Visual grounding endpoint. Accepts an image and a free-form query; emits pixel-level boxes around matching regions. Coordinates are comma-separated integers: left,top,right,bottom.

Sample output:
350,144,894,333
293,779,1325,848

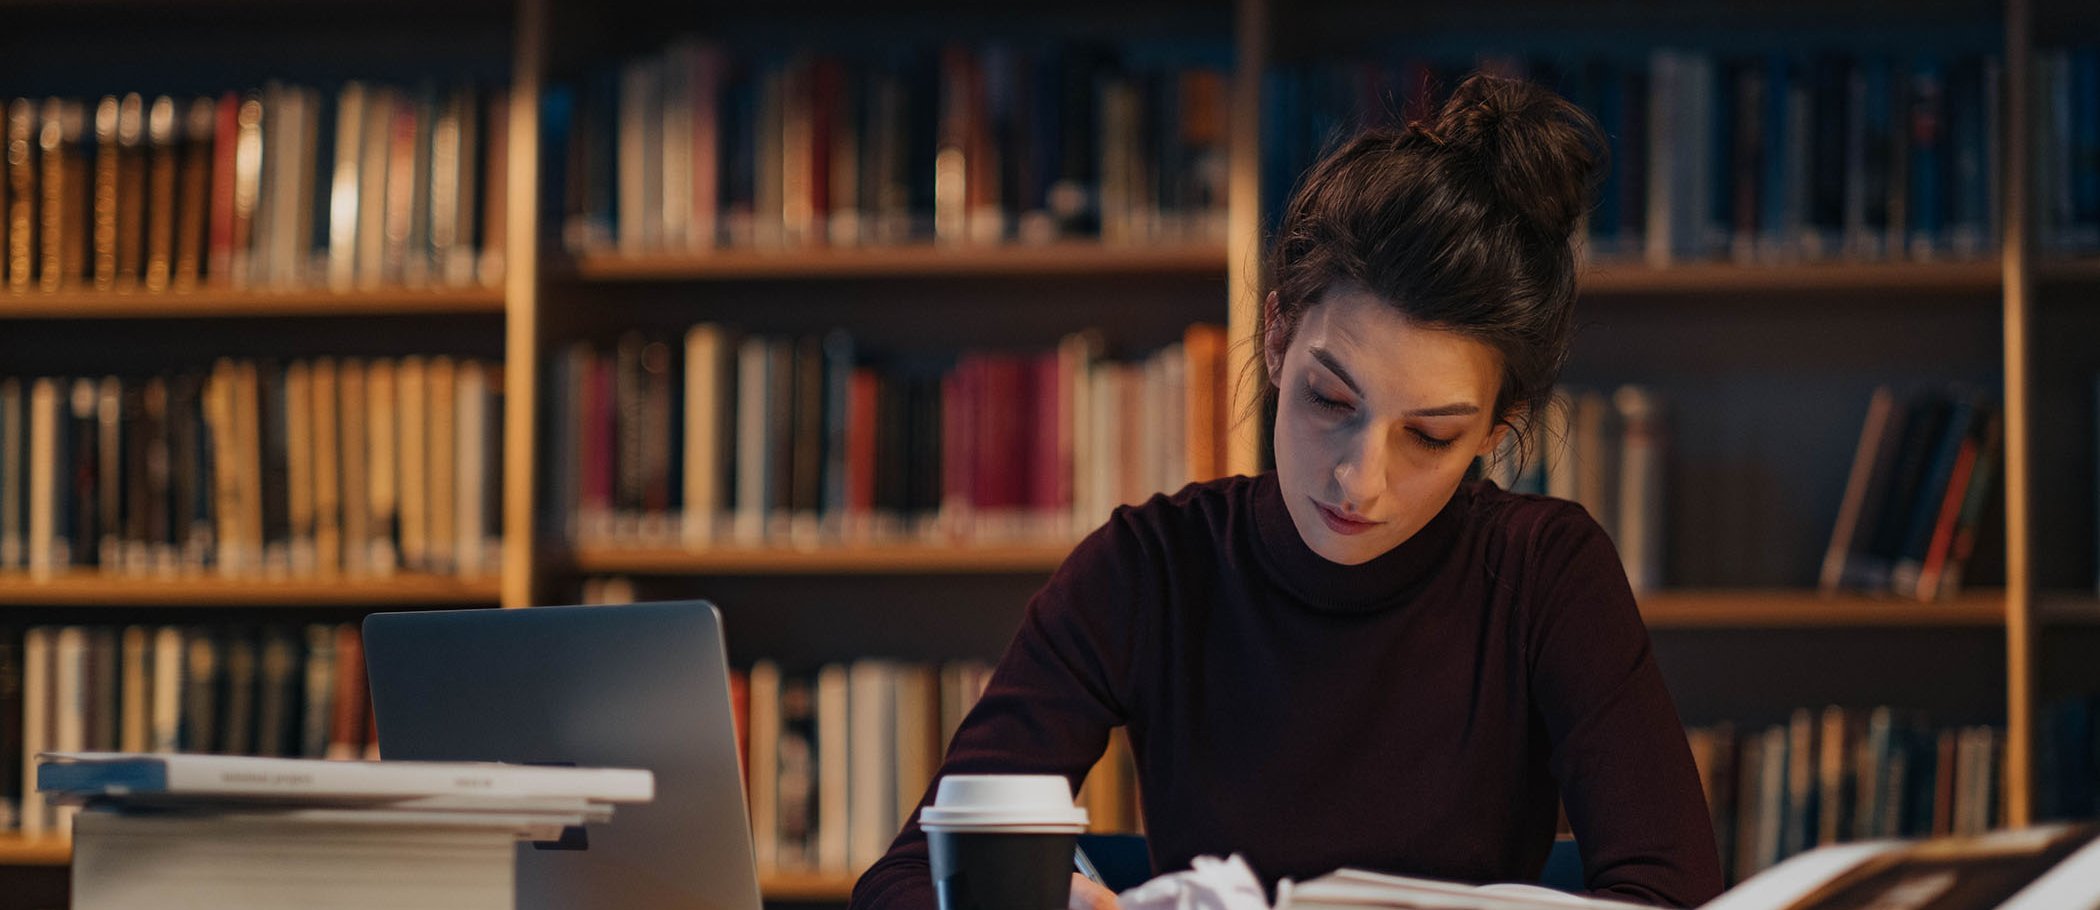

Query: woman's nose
1333,429,1388,511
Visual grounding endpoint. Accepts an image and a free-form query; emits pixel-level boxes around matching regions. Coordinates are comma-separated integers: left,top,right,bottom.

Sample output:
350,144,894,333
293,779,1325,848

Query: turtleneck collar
1247,471,1471,613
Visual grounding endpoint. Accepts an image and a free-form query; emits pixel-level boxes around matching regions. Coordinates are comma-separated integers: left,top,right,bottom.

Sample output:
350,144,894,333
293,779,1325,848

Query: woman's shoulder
1458,479,1618,569
1068,474,1256,568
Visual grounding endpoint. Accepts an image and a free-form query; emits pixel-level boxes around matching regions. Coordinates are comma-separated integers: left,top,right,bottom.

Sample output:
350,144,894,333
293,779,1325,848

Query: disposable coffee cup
921,774,1091,910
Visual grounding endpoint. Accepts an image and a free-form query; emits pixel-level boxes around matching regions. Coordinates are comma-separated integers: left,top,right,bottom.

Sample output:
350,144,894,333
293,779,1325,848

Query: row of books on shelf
1818,385,2001,602
1267,50,2009,265
553,324,1232,548
1,82,507,295
730,657,1141,880
0,358,503,580
1483,386,1667,594
2036,48,2100,254
552,39,1230,255
1,622,377,836
1686,707,2005,886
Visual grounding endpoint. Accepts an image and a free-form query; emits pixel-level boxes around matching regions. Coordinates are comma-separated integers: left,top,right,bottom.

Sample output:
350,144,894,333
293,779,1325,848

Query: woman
850,73,1725,910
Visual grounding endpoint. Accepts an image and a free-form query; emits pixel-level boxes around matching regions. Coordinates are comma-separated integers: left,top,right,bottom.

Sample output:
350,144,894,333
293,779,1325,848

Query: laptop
364,600,764,910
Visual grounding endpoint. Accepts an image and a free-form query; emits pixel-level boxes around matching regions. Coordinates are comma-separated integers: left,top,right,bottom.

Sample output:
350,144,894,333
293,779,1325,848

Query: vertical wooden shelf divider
1226,0,1270,476
501,0,548,610
2001,0,2037,829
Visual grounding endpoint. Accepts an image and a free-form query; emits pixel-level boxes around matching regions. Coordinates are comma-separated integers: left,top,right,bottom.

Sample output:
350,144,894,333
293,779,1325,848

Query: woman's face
1264,283,1509,566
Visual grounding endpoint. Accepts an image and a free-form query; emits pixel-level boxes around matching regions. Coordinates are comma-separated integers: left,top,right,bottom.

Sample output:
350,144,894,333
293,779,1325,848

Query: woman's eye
1412,429,1457,450
1301,387,1353,414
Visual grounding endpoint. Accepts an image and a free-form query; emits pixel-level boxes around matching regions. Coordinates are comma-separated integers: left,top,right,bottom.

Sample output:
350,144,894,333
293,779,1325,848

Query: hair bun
1411,73,1605,240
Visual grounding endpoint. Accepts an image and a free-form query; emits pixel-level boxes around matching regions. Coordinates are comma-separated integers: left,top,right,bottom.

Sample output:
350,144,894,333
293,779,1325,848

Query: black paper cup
920,775,1092,910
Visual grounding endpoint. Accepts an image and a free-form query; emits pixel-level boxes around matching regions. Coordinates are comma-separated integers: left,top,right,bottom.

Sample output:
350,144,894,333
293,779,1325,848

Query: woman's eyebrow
1308,347,1364,396
1309,346,1478,417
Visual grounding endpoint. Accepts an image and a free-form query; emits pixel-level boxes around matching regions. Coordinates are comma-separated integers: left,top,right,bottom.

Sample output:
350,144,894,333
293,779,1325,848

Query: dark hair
1258,72,1605,473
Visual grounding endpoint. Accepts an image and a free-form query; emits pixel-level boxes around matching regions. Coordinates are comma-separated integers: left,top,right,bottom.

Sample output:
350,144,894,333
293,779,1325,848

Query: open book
1280,825,2100,910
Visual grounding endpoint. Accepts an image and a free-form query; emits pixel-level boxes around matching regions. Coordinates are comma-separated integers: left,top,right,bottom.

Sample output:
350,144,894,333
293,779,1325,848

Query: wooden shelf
757,870,860,902
1581,259,2005,295
565,241,1228,281
0,834,69,866
0,287,505,319
1638,590,2007,628
570,542,1074,575
0,572,501,607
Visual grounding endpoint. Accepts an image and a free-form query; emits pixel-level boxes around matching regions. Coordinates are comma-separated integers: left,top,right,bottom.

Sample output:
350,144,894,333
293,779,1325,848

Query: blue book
1908,59,1946,257
1760,54,1791,257
2073,50,2100,248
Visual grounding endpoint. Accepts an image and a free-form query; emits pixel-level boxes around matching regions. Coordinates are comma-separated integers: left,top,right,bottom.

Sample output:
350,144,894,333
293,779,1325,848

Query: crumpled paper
1117,854,1276,910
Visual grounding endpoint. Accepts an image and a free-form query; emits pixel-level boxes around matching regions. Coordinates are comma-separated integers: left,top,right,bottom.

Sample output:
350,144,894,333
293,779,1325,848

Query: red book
974,357,1015,515
327,625,367,760
1033,353,1063,517
690,46,722,252
809,58,839,242
207,92,239,284
845,369,879,516
1913,436,1977,602
941,365,972,519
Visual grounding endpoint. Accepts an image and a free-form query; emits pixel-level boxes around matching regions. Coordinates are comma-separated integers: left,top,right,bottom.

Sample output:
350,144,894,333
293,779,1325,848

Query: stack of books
37,752,651,910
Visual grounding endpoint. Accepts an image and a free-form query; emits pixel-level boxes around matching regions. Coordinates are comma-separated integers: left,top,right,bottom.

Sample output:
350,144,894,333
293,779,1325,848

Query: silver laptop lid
364,600,763,910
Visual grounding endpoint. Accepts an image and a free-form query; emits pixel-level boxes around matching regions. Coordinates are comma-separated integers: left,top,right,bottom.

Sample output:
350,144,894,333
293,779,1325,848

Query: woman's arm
848,516,1153,910
1527,509,1726,908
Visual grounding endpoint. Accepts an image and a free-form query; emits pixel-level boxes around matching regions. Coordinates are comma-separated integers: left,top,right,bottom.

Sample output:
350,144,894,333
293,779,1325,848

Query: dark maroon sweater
850,473,1725,909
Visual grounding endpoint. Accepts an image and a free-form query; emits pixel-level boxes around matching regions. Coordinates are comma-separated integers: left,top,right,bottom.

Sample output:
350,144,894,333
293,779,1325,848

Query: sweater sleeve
1526,509,1726,908
847,514,1150,910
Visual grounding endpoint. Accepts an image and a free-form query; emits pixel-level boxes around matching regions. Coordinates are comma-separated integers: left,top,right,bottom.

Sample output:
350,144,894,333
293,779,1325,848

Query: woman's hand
1070,872,1122,910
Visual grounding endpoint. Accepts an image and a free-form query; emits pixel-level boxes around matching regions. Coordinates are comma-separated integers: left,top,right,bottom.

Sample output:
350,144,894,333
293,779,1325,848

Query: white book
328,82,366,290
38,752,654,803
847,660,898,873
54,626,87,837
119,627,150,754
814,663,850,874
735,336,771,544
746,660,781,872
683,324,728,546
20,627,51,836
1285,867,1649,910
150,627,183,754
27,378,58,578
71,810,522,910
1612,385,1664,594
454,361,487,578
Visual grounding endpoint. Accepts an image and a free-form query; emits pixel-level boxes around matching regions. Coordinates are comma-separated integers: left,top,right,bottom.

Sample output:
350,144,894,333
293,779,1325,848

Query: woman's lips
1314,501,1382,536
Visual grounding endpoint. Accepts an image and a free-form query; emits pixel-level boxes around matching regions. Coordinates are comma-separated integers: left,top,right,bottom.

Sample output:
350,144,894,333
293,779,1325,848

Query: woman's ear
1476,406,1526,459
1261,291,1287,385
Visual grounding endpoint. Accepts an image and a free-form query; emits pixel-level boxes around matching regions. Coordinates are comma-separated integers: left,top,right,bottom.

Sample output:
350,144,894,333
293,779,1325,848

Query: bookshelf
570,542,1075,576
0,573,499,607
0,288,505,319
565,241,1228,281
6,0,2099,904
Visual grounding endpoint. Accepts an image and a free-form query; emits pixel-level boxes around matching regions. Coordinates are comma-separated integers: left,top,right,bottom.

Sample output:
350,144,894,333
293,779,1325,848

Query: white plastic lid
918,774,1090,833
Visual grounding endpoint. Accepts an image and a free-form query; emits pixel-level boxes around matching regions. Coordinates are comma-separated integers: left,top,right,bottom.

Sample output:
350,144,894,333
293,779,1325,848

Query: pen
1074,844,1107,887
